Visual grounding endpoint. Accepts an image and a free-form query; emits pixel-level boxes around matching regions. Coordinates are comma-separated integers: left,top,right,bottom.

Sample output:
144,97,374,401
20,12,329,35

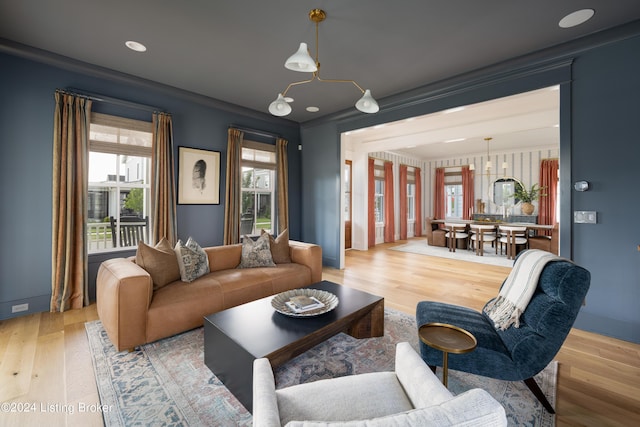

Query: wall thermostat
573,180,589,192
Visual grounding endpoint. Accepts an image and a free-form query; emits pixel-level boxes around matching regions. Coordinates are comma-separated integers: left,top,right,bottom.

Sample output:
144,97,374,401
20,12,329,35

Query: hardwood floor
324,241,640,427
1,239,638,426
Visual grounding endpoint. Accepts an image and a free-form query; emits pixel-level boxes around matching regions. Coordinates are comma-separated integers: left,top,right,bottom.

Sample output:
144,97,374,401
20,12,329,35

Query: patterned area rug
391,239,515,268
86,309,555,427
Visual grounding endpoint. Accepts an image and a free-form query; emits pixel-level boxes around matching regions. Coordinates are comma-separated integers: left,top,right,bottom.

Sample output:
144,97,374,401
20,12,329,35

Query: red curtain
461,165,475,220
399,165,408,240
434,167,445,219
384,161,395,243
539,159,559,235
368,158,375,247
415,167,422,236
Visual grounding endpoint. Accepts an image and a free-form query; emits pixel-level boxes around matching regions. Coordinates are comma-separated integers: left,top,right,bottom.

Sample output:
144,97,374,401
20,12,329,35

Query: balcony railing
87,222,114,252
87,220,146,253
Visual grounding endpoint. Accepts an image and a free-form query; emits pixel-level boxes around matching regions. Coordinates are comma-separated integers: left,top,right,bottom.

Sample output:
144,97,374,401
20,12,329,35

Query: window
374,179,385,223
445,184,463,218
344,161,351,221
407,166,416,222
407,183,415,221
87,113,152,252
443,168,464,219
241,141,276,235
372,160,386,223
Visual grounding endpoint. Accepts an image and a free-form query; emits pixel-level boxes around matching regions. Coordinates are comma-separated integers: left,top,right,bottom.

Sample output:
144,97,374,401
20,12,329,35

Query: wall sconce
574,180,589,191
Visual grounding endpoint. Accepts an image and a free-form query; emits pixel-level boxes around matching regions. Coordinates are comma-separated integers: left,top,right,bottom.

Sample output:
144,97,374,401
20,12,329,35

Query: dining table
430,219,554,259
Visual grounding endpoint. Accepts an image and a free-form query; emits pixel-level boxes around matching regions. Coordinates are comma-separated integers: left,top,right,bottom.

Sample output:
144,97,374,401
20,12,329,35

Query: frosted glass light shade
502,162,509,170
355,89,379,113
469,163,475,171
268,94,292,116
485,160,492,170
285,43,317,72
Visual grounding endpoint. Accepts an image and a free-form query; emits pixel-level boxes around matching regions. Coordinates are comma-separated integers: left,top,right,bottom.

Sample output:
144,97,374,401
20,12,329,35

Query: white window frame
87,113,152,253
407,183,416,221
374,178,385,224
241,141,277,235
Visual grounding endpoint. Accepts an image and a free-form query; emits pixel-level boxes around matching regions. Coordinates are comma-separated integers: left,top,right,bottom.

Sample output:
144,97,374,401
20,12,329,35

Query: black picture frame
177,147,221,204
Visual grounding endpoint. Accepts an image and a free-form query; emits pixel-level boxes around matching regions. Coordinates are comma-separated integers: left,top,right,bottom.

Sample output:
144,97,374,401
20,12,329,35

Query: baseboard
574,310,640,344
0,294,50,321
322,255,339,269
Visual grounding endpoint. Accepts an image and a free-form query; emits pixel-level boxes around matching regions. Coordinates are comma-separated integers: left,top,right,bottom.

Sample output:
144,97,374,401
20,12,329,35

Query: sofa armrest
289,241,323,283
253,358,281,427
394,342,453,408
96,258,153,351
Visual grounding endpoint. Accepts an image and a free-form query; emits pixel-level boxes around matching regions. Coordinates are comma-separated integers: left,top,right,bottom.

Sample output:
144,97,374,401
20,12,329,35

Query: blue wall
0,52,300,318
2,24,640,344
301,28,640,344
569,35,640,341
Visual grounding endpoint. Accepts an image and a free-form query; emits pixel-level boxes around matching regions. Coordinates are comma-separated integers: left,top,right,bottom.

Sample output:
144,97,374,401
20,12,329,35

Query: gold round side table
418,322,477,388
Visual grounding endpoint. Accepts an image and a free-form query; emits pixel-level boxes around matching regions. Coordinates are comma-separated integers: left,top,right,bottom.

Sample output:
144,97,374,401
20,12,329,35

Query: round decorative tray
271,288,339,317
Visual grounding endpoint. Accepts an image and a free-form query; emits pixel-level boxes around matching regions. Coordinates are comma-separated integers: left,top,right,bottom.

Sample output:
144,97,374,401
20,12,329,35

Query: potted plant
514,183,545,215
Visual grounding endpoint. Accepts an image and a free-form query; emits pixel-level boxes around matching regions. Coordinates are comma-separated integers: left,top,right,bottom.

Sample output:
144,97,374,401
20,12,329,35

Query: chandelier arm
315,75,366,93
281,74,318,97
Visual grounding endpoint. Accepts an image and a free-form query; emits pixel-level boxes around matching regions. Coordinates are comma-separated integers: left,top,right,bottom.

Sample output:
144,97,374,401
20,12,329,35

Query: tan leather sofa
97,240,322,351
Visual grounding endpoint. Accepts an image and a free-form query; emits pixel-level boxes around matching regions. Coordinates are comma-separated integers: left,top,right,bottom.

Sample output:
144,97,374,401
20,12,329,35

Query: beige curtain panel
224,128,244,245
276,138,289,234
51,91,92,312
152,112,178,246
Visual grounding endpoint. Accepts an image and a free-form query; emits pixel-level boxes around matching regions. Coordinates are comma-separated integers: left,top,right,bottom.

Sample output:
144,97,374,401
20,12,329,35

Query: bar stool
469,224,497,256
444,223,468,252
498,225,528,259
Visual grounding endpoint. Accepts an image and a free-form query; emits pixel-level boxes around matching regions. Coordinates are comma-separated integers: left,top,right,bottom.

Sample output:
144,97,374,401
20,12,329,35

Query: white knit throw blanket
484,249,562,330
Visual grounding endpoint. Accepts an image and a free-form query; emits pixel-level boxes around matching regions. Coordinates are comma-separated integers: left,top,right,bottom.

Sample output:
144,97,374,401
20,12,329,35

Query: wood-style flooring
1,239,639,426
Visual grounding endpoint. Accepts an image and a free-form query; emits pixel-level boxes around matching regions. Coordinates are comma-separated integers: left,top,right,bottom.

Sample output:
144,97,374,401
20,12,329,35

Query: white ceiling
344,86,560,160
1,1,639,123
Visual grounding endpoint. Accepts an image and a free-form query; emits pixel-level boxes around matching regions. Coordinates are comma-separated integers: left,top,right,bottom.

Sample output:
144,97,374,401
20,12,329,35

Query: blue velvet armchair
416,254,590,413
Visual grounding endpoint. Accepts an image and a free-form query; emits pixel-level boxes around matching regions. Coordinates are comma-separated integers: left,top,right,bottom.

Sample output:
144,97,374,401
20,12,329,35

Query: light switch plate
574,211,597,224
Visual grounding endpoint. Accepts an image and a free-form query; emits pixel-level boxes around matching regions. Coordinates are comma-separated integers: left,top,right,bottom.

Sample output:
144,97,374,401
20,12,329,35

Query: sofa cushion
146,275,224,343
135,237,181,290
260,264,312,294
277,372,414,425
174,237,210,282
238,233,276,268
262,228,291,264
211,268,274,308
284,389,506,427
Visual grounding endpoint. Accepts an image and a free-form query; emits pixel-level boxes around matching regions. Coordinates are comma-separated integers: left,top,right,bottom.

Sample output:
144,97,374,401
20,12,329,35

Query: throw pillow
135,237,181,290
174,237,210,282
237,232,276,268
262,228,291,264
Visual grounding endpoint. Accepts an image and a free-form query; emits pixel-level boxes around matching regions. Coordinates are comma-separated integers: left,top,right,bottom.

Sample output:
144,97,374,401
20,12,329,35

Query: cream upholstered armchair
252,342,506,427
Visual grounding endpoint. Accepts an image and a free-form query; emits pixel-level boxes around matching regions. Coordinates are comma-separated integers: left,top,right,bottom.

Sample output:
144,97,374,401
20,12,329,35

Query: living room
1,2,640,426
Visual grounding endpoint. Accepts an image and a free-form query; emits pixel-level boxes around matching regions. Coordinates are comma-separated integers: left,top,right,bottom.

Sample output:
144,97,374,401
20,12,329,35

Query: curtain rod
229,125,281,140
62,88,165,113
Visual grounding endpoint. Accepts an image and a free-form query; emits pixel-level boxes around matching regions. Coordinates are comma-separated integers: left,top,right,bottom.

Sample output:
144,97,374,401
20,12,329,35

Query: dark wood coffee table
203,280,384,412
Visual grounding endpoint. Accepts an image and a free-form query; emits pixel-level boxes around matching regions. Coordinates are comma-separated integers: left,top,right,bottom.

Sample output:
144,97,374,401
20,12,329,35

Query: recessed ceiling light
284,97,294,103
306,106,319,112
406,145,416,148
444,138,466,143
559,9,595,28
125,40,147,52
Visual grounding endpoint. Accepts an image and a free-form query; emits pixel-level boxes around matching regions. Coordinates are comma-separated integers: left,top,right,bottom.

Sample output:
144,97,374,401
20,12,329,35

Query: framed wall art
178,147,221,204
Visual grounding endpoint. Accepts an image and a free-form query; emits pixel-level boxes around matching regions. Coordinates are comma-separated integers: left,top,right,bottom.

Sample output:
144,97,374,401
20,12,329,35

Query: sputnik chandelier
268,8,379,117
